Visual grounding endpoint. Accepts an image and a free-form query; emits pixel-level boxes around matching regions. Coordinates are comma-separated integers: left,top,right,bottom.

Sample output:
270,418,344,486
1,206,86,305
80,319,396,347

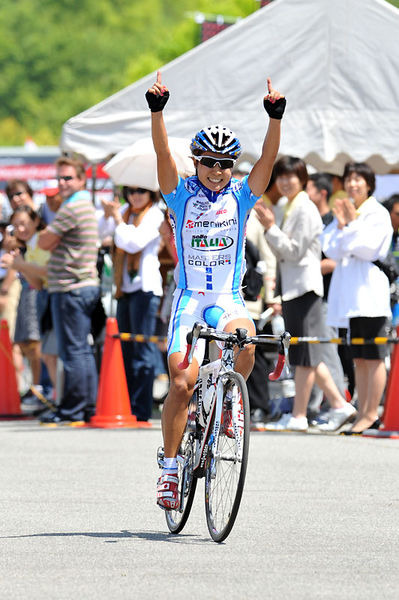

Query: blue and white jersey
162,175,261,293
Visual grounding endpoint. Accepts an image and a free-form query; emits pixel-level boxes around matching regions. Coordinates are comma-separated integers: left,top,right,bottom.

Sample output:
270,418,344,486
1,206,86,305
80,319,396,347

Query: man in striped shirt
38,157,100,424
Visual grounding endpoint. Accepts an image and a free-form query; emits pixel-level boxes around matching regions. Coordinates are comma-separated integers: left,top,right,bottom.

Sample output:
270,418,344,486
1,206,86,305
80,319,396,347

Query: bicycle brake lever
178,322,203,370
268,331,291,381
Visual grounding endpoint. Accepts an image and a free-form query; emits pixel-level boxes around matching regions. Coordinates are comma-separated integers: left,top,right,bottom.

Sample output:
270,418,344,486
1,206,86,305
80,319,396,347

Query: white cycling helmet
190,125,242,158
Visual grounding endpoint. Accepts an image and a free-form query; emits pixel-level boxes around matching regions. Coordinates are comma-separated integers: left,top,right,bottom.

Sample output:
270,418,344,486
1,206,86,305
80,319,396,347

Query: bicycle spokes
205,372,249,543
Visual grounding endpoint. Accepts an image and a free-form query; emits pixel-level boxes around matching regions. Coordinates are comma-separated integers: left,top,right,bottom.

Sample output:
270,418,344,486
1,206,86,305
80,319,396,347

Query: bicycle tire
204,371,250,542
165,394,199,534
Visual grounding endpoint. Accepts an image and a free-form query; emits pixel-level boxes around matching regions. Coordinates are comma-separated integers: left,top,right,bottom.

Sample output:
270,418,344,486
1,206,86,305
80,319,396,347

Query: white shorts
167,288,254,361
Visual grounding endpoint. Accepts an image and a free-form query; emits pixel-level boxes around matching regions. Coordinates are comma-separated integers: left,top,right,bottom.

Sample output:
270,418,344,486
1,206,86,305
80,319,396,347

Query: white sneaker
153,375,169,401
316,403,357,432
264,413,308,432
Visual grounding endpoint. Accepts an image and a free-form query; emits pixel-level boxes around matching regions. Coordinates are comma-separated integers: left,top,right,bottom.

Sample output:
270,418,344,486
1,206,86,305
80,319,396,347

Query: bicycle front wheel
204,371,250,542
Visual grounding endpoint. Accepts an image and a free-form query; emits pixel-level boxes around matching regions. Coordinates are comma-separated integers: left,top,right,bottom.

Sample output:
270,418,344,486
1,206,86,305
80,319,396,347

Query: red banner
0,164,57,181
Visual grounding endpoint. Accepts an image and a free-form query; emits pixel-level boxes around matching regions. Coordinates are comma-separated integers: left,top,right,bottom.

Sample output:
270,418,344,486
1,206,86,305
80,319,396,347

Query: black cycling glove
263,96,286,120
145,90,170,113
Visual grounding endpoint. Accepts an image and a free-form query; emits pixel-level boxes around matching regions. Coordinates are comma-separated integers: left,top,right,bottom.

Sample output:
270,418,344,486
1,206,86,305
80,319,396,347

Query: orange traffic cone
0,319,21,417
364,327,399,439
90,317,137,428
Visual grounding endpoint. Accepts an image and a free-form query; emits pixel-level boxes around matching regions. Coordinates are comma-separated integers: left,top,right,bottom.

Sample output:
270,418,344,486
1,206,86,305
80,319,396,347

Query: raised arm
146,71,178,195
248,78,286,197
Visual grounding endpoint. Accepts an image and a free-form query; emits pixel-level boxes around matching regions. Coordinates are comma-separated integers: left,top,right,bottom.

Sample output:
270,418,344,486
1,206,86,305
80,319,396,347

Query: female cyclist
146,71,286,510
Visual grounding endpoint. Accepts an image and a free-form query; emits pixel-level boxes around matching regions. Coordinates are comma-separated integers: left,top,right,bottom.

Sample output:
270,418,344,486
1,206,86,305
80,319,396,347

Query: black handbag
373,254,399,285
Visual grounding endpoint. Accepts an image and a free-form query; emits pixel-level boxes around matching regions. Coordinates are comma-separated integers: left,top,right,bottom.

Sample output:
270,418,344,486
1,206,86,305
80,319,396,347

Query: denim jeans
51,286,100,420
117,290,160,421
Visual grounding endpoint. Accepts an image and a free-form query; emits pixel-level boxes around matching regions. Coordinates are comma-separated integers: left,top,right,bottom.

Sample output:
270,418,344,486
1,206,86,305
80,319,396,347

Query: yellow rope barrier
116,333,168,344
289,336,396,345
113,333,398,346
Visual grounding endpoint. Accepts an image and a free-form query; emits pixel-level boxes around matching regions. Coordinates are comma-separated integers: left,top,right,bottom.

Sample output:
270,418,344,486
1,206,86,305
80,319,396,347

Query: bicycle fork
207,382,223,479
208,376,244,479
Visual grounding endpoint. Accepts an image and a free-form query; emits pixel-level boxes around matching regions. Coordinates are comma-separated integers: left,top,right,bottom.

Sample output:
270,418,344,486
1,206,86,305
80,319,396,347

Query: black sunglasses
56,175,75,182
9,191,25,198
197,156,236,170
126,188,148,194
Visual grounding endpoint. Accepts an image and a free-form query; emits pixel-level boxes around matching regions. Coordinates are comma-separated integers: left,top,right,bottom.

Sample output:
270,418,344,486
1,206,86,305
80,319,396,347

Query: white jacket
265,191,323,302
321,197,392,328
98,203,164,296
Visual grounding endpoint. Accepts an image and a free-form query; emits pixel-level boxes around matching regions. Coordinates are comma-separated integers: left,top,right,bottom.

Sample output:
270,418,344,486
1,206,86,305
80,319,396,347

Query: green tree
0,0,257,145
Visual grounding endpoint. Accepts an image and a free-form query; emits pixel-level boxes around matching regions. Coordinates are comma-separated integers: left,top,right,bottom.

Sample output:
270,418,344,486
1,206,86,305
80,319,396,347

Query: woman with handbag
99,186,164,423
321,162,393,434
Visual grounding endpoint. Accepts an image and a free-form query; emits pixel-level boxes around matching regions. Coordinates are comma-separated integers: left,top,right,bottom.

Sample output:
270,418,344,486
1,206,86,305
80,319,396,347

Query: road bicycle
157,322,290,543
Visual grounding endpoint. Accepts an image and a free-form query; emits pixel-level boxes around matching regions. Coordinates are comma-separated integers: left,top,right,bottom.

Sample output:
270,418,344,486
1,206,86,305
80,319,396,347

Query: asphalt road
0,419,398,599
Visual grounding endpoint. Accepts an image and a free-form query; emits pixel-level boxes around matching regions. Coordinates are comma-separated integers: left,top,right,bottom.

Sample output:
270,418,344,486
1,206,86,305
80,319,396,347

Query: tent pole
91,164,96,205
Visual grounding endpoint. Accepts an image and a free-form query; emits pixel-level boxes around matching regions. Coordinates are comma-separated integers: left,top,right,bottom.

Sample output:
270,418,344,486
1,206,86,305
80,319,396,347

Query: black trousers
338,327,355,399
246,320,272,414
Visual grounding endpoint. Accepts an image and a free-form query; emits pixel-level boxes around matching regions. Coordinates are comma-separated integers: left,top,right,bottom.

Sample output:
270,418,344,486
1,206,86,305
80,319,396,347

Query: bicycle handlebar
178,323,291,381
178,350,191,371
177,322,202,370
268,352,285,381
268,331,291,380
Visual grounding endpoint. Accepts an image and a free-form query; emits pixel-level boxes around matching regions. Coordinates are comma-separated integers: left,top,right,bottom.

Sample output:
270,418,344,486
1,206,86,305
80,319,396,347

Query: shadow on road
1,529,211,544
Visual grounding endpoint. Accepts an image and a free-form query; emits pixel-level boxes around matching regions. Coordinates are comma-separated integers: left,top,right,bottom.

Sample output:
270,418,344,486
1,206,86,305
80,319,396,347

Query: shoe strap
158,473,178,485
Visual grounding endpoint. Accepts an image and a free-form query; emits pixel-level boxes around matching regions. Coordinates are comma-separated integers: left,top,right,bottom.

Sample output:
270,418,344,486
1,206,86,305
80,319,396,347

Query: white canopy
60,0,399,175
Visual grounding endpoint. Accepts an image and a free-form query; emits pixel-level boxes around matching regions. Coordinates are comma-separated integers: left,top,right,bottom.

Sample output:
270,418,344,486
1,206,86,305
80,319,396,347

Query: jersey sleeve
234,175,261,210
161,176,185,212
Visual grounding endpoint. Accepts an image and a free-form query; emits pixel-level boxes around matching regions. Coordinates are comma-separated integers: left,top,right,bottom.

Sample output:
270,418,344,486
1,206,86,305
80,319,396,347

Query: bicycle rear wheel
204,371,250,542
165,395,198,534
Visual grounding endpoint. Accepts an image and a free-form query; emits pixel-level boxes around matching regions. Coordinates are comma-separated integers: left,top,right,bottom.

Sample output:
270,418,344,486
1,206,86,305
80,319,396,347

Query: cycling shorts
167,288,254,362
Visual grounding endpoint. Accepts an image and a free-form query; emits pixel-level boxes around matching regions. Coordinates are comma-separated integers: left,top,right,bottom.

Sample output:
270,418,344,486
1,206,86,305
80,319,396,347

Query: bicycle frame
195,342,245,475
160,321,290,540
182,323,290,476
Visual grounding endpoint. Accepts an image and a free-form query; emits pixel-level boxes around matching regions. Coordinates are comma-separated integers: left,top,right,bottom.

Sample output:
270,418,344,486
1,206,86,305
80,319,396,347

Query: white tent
60,0,399,175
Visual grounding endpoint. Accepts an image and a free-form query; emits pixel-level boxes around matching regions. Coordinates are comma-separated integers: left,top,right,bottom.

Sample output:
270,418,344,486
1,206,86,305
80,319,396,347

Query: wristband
263,96,286,120
145,90,170,113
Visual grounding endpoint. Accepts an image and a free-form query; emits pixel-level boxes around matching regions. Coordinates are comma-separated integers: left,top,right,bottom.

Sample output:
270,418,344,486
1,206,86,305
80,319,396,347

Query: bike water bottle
198,382,216,428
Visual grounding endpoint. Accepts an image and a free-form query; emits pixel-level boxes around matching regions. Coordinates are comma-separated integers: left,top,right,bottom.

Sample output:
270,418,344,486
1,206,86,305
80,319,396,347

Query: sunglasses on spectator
127,188,148,194
196,156,236,170
9,191,26,198
57,175,75,182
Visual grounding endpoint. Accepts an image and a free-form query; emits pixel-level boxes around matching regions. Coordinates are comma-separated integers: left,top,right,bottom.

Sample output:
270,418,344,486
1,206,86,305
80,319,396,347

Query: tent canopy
60,0,399,175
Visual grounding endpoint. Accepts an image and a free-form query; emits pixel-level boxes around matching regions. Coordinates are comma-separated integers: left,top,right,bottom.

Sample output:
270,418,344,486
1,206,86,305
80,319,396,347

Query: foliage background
0,0,397,146
0,0,257,145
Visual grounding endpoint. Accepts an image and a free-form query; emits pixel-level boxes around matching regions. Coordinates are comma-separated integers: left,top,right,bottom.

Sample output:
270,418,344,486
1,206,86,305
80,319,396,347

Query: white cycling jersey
162,175,261,293
162,175,260,356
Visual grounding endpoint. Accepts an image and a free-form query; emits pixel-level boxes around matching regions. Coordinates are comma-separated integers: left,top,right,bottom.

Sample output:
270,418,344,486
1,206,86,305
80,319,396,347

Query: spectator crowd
0,154,397,434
